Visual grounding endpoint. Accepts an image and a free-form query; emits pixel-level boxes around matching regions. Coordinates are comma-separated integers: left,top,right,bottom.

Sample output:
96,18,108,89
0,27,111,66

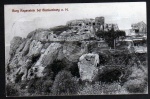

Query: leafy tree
96,29,126,49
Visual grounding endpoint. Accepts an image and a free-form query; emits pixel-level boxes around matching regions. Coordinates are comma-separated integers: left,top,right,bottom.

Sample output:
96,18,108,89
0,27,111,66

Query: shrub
34,78,44,92
27,78,37,93
51,70,78,95
51,60,66,80
122,64,148,94
78,82,128,95
129,66,147,80
42,78,53,93
6,84,19,96
27,77,53,94
96,30,125,49
20,80,28,89
69,63,80,77
102,82,127,94
123,78,147,93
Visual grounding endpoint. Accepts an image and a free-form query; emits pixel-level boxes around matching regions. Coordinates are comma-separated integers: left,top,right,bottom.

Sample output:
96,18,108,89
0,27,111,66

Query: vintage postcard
5,2,147,96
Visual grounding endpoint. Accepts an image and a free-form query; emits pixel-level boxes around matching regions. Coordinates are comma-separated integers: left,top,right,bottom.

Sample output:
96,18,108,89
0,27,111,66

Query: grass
78,81,128,95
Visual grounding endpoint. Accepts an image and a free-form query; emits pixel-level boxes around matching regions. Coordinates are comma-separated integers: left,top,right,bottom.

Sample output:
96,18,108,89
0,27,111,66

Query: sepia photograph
4,2,147,96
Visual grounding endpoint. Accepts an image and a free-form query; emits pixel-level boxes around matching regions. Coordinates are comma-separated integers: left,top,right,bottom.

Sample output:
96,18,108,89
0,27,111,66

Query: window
135,29,139,33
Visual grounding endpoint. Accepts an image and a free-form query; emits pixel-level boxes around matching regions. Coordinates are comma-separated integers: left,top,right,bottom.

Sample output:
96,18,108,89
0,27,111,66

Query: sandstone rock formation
27,40,43,57
29,43,62,78
9,36,23,58
78,53,99,82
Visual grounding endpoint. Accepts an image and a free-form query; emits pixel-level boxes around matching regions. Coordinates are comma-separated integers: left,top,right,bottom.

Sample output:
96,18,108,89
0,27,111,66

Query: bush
6,84,19,96
123,65,148,93
20,80,28,89
96,30,125,49
51,70,78,95
27,77,53,94
123,78,147,93
78,82,127,95
129,66,147,80
27,78,37,93
51,60,66,80
42,78,53,93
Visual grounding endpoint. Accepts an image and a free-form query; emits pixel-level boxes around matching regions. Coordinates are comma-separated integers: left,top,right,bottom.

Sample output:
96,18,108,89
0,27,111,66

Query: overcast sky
5,2,146,45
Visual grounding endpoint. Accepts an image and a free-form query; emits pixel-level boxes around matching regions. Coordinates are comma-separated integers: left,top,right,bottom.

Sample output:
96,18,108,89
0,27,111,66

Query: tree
96,29,126,49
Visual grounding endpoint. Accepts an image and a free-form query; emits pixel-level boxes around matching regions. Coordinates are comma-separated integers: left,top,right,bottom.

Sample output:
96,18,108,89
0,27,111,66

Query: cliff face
6,26,101,83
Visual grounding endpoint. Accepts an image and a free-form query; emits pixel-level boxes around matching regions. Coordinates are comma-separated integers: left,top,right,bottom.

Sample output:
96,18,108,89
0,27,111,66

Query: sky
5,2,146,45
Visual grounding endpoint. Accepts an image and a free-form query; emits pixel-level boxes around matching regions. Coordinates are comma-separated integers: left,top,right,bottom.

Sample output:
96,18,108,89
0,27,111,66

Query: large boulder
78,53,99,82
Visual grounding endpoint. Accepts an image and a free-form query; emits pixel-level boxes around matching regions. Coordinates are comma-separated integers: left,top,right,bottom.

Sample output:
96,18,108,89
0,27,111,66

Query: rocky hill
6,25,98,83
6,24,148,96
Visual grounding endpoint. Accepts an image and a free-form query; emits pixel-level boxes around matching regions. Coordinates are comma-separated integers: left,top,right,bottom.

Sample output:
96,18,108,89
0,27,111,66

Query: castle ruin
66,16,119,33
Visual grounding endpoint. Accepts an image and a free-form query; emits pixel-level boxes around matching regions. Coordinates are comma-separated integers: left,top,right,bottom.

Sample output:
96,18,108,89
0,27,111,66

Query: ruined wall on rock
66,16,119,33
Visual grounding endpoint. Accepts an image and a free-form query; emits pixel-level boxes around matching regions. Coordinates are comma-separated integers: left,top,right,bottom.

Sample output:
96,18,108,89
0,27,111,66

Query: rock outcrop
29,43,62,78
27,40,43,57
78,53,99,82
7,52,32,83
9,36,23,57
